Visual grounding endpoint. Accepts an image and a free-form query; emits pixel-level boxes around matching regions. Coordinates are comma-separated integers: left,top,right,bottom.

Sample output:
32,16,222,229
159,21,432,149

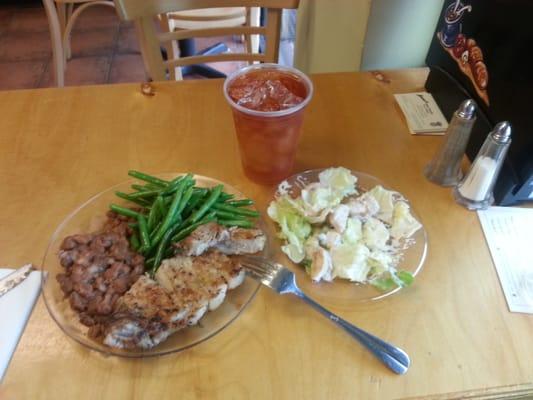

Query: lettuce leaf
370,270,414,291
267,196,312,263
318,167,358,197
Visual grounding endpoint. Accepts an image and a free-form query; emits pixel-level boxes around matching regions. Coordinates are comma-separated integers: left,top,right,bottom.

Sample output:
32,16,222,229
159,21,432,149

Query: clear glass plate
271,169,428,305
41,174,263,357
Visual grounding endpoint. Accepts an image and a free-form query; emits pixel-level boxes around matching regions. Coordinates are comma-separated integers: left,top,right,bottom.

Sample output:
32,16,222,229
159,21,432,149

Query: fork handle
293,290,410,375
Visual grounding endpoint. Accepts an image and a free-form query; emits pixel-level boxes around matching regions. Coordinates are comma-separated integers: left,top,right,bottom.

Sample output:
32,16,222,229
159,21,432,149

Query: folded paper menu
477,207,533,314
0,268,41,382
394,92,448,135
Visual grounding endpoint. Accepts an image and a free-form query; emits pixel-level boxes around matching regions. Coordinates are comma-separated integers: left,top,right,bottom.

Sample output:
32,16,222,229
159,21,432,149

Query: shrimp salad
268,167,422,290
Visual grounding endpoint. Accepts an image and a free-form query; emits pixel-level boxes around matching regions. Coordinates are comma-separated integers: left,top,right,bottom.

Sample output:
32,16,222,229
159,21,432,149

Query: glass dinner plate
270,169,428,306
41,174,264,357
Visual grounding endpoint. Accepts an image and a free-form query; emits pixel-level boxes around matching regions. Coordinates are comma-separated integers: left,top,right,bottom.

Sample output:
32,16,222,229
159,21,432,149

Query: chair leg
62,1,115,65
43,0,65,86
65,3,74,59
56,3,69,62
158,15,182,80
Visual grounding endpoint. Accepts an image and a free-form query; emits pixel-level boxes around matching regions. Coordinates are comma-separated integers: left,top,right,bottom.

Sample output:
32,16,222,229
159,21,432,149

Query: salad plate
41,173,264,357
268,168,427,306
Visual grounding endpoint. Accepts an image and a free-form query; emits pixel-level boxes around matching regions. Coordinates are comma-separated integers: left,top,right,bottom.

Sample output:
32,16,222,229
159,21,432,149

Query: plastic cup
223,63,313,185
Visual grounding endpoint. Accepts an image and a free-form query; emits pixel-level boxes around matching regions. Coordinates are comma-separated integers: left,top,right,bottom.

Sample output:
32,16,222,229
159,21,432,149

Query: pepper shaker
453,121,512,210
424,99,476,186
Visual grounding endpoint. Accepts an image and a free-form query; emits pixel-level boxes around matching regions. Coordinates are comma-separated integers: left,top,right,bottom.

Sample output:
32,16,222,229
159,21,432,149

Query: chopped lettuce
318,167,358,197
342,217,363,245
367,185,395,223
367,250,394,275
267,196,311,263
370,270,414,291
363,217,390,249
390,201,422,239
268,167,419,289
331,242,370,282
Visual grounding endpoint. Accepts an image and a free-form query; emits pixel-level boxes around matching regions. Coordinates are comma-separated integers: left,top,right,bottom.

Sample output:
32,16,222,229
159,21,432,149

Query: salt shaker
453,121,512,210
424,99,476,186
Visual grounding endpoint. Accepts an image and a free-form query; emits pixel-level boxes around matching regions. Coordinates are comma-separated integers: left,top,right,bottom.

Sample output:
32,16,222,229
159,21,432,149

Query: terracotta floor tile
72,5,120,32
108,53,146,83
40,55,111,87
0,31,51,61
0,60,46,90
116,26,140,54
0,8,14,35
8,6,49,33
70,27,118,57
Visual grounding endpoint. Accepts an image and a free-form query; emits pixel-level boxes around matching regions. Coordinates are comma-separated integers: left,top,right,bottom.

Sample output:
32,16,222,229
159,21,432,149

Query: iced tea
223,64,313,184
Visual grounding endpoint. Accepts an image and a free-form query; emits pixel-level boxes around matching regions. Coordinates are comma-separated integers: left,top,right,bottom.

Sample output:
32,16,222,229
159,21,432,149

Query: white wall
360,0,445,70
294,0,372,73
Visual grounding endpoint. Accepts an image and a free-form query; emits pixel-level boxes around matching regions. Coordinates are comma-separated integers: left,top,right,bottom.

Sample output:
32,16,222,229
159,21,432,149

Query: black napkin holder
424,0,533,205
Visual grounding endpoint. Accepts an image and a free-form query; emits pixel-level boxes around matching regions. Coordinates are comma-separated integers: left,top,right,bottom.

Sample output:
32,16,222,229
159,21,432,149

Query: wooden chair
42,0,115,87
112,0,299,82
159,7,261,79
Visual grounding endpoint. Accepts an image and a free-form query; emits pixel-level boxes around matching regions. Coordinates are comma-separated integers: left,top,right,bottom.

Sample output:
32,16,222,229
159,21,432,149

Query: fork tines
237,256,281,281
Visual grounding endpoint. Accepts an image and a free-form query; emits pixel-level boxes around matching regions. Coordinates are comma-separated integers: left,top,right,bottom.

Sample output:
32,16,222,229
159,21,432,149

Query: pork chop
102,251,246,349
175,222,265,256
102,275,190,349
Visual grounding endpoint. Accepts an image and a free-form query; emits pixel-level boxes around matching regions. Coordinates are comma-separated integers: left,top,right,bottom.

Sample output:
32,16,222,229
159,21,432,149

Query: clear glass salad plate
271,169,428,305
41,174,264,358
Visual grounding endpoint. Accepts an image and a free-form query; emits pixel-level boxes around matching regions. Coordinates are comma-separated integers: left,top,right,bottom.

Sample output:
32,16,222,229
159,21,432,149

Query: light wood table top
0,69,531,400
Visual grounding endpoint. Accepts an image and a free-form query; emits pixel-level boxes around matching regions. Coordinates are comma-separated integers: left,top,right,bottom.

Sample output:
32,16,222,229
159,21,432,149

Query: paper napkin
0,268,41,382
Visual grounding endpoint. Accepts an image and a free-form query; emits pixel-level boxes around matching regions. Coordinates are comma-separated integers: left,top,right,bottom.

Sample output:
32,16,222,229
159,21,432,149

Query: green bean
171,213,216,243
128,222,139,229
137,215,151,252
156,195,167,215
126,189,161,199
110,204,142,219
150,180,186,247
214,209,243,220
182,192,205,216
147,196,163,231
152,223,182,274
131,184,151,192
212,203,259,217
128,170,169,187
193,188,208,196
145,257,155,270
115,192,151,207
149,221,163,241
176,185,194,215
129,233,140,251
145,183,163,191
217,218,254,229
218,192,235,202
187,185,223,224
160,177,182,196
227,199,254,207
161,174,193,196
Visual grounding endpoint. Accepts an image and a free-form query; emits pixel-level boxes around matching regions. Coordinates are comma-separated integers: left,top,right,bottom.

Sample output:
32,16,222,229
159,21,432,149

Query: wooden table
1,69,531,400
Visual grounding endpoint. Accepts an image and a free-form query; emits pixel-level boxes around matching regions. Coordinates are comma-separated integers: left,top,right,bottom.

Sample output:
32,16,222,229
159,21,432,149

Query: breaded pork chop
103,275,190,349
101,251,246,349
175,222,265,256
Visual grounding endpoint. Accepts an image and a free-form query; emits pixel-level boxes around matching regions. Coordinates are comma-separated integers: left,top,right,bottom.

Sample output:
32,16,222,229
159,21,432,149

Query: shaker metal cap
491,121,512,143
457,99,476,119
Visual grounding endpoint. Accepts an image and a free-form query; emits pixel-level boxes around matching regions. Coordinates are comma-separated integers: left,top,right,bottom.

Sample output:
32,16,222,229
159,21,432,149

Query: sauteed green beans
109,170,259,274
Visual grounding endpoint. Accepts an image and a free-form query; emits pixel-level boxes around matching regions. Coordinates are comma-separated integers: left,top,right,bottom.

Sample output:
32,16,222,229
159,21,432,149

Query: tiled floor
0,3,247,91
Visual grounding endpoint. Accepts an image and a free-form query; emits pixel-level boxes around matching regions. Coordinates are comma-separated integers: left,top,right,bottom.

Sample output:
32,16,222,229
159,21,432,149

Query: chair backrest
113,0,300,81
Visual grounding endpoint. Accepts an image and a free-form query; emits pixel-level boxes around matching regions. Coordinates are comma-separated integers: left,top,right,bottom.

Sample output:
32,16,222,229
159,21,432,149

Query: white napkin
0,268,41,382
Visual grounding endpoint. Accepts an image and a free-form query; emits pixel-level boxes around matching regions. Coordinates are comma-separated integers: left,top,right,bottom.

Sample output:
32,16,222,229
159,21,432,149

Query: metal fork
239,256,411,375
